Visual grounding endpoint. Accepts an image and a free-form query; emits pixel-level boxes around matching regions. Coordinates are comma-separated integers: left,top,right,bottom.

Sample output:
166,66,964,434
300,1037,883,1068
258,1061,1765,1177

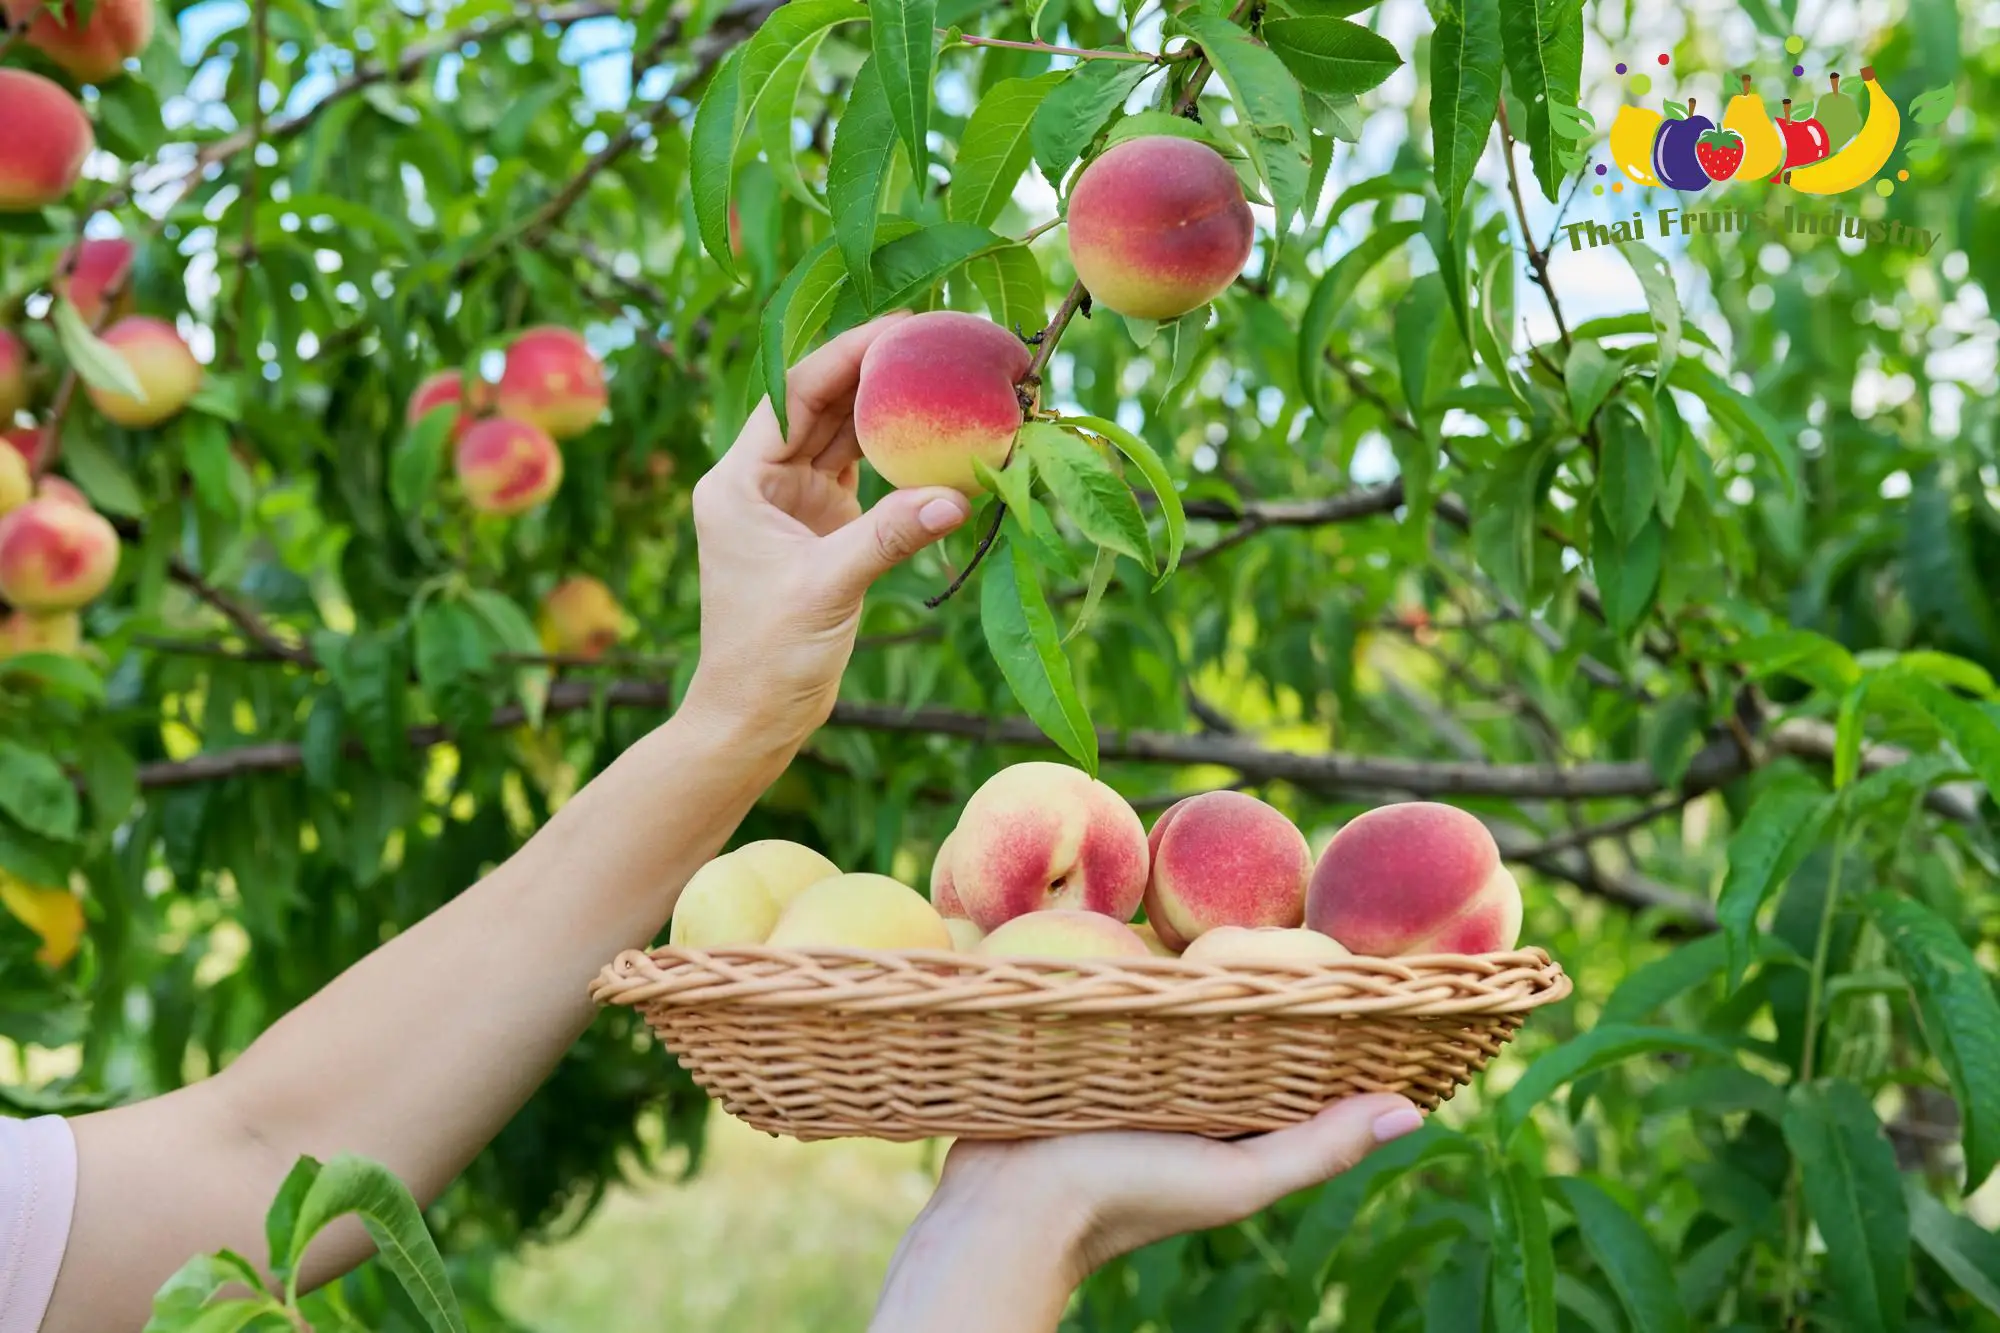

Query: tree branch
165,560,314,666
1494,98,1570,347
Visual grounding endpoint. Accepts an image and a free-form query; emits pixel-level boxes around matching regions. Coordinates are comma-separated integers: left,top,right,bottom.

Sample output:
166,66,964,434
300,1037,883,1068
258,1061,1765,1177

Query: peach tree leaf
981,527,1097,773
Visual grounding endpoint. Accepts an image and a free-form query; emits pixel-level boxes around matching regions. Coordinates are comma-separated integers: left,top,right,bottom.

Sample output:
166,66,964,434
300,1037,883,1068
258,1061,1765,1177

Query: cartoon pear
1814,72,1863,149
1608,104,1665,187
1722,74,1786,181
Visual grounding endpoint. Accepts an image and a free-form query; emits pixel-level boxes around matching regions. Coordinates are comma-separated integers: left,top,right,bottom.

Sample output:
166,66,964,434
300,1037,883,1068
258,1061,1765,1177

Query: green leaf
1736,628,1863,695
1160,306,1207,409
1496,1024,1742,1146
1597,406,1657,544
391,402,455,520
761,237,844,436
60,431,146,517
1882,673,2000,815
1064,546,1118,643
1715,780,1835,987
1496,0,1586,200
281,1153,467,1332
1564,341,1619,426
1063,414,1184,583
265,1157,320,1283
828,59,896,306
1866,893,2000,1191
950,73,1065,226
690,48,745,281
1020,423,1154,573
1907,1187,2000,1318
1428,0,1502,235
967,245,1048,335
1177,15,1309,229
314,629,409,772
757,33,835,212
51,297,147,402
1297,219,1422,416
973,456,1036,536
0,742,80,842
982,529,1098,772
1591,509,1662,638
1263,16,1403,96
1488,1156,1558,1333
1781,1081,1909,1333
844,222,1009,318
464,589,552,730
1618,245,1681,384
181,414,240,524
144,1250,271,1331
871,0,936,184
1550,1178,1689,1333
1668,359,1795,498
1030,60,1152,188
414,600,495,734
1472,437,1551,603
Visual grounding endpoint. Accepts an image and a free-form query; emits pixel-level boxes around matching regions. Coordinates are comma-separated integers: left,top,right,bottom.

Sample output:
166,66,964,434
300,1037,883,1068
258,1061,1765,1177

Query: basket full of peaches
594,762,1570,1142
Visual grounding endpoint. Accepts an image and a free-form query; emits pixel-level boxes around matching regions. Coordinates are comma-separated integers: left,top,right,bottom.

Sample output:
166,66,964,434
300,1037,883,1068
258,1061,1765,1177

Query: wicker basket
592,944,1570,1141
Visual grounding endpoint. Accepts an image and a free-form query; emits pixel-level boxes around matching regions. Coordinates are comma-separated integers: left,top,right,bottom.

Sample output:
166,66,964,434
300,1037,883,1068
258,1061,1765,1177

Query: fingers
819,486,971,603
1234,1095,1425,1205
745,314,912,466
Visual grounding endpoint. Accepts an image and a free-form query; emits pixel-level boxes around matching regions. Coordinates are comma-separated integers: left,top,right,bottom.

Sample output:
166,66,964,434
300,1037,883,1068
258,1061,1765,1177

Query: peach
669,840,841,948
946,762,1149,933
455,417,563,516
538,575,622,658
1130,922,1177,957
765,873,953,951
5,427,48,474
0,71,93,212
0,330,27,419
944,918,985,952
52,237,135,327
1305,803,1523,956
852,311,1029,494
406,369,490,443
0,609,81,658
0,874,85,968
1142,791,1312,952
975,909,1152,961
4,0,152,83
495,327,606,440
1180,926,1351,966
0,496,120,611
930,831,965,917
0,444,28,516
1065,136,1254,321
86,317,202,428
36,476,88,509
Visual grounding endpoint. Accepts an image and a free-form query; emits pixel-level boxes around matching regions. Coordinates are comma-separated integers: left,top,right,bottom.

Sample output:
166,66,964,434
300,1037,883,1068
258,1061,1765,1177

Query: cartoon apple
1652,98,1715,191
1771,97,1832,182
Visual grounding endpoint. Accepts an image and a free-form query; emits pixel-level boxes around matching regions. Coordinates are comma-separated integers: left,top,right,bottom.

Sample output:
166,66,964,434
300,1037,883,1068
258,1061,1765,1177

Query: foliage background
3,0,1999,1327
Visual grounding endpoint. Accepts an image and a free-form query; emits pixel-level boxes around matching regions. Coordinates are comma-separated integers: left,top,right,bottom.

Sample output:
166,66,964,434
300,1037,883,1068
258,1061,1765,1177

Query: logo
1547,36,1956,256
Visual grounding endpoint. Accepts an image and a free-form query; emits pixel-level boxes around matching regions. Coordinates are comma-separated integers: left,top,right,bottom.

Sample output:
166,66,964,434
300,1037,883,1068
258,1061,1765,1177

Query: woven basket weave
592,945,1570,1141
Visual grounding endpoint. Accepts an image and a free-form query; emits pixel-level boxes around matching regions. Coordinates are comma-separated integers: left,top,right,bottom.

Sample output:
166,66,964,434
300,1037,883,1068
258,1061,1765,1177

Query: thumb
822,486,971,601
1236,1094,1426,1203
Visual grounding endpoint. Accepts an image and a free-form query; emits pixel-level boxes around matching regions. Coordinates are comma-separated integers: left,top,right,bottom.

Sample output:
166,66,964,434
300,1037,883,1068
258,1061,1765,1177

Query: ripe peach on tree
455,417,563,516
53,237,137,327
85,316,202,427
3,0,153,83
0,69,93,211
1065,135,1255,321
0,494,120,611
495,327,607,441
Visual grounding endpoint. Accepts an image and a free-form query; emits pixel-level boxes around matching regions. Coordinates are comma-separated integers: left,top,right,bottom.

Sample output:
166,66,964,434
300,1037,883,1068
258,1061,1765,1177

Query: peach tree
2,0,1999,1329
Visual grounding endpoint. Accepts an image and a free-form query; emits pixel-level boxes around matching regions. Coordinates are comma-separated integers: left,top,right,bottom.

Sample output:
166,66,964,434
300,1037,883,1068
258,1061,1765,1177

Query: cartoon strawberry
1695,127,1745,180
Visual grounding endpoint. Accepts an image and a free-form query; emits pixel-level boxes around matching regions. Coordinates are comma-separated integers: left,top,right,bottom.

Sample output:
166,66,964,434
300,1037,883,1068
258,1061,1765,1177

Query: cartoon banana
1722,74,1786,181
1608,104,1665,187
1787,66,1900,195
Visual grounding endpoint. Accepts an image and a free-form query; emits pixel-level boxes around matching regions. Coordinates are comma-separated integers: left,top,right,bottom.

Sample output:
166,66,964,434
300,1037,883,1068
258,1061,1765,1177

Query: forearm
55,700,797,1329
870,1180,1084,1333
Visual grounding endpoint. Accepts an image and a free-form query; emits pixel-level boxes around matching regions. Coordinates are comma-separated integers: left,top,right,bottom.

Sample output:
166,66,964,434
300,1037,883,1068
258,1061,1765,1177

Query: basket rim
591,943,1570,1019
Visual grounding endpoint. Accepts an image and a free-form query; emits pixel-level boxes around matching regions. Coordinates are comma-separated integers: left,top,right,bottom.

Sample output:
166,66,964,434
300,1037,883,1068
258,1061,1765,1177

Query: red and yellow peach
538,575,623,659
52,237,135,327
36,476,89,509
86,317,202,427
406,369,489,443
0,609,81,658
765,873,953,951
455,417,563,516
1305,802,1523,956
1142,791,1312,952
4,428,47,473
0,70,94,212
942,762,1149,933
0,442,30,515
4,0,153,83
1065,136,1255,321
0,495,120,611
852,312,1029,494
495,327,606,441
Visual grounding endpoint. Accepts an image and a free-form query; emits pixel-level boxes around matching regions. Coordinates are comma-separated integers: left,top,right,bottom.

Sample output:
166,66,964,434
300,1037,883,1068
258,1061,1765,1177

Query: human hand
682,314,972,749
871,1094,1426,1333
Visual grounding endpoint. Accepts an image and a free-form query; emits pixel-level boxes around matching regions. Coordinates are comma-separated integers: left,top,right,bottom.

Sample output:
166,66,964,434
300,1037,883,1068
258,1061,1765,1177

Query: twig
1505,794,1694,861
1494,99,1571,348
1016,215,1064,245
923,503,1008,609
949,34,1187,62
166,560,313,665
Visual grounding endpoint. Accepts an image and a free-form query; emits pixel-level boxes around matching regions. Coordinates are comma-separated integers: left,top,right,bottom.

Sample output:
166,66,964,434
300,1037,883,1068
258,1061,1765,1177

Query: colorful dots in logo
1612,181,1625,193
1595,163,1608,175
1629,72,1653,94
1594,184,1605,195
1615,62,1628,74
1785,35,1806,54
1657,53,1670,65
1876,179,1895,196
1793,64,1805,76
1897,169,1910,181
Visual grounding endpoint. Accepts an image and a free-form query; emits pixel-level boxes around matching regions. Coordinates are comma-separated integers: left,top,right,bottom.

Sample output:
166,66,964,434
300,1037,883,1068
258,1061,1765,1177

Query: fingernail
1371,1107,1425,1144
919,497,969,532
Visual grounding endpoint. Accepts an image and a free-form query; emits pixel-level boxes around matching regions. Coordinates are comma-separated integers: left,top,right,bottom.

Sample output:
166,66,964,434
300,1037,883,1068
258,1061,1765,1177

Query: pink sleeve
0,1116,75,1333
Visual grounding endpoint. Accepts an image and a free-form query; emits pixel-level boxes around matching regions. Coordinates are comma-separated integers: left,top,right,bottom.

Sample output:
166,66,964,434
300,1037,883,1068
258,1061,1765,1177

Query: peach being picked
455,417,563,516
975,909,1152,961
765,873,953,952
495,327,607,441
0,70,94,212
1305,802,1523,956
1142,791,1311,952
852,311,1030,495
942,762,1149,933
1180,926,1351,966
3,0,153,83
86,317,202,428
538,575,623,659
669,840,840,948
1065,136,1255,321
1,330,28,419
53,238,136,327
0,496,120,612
